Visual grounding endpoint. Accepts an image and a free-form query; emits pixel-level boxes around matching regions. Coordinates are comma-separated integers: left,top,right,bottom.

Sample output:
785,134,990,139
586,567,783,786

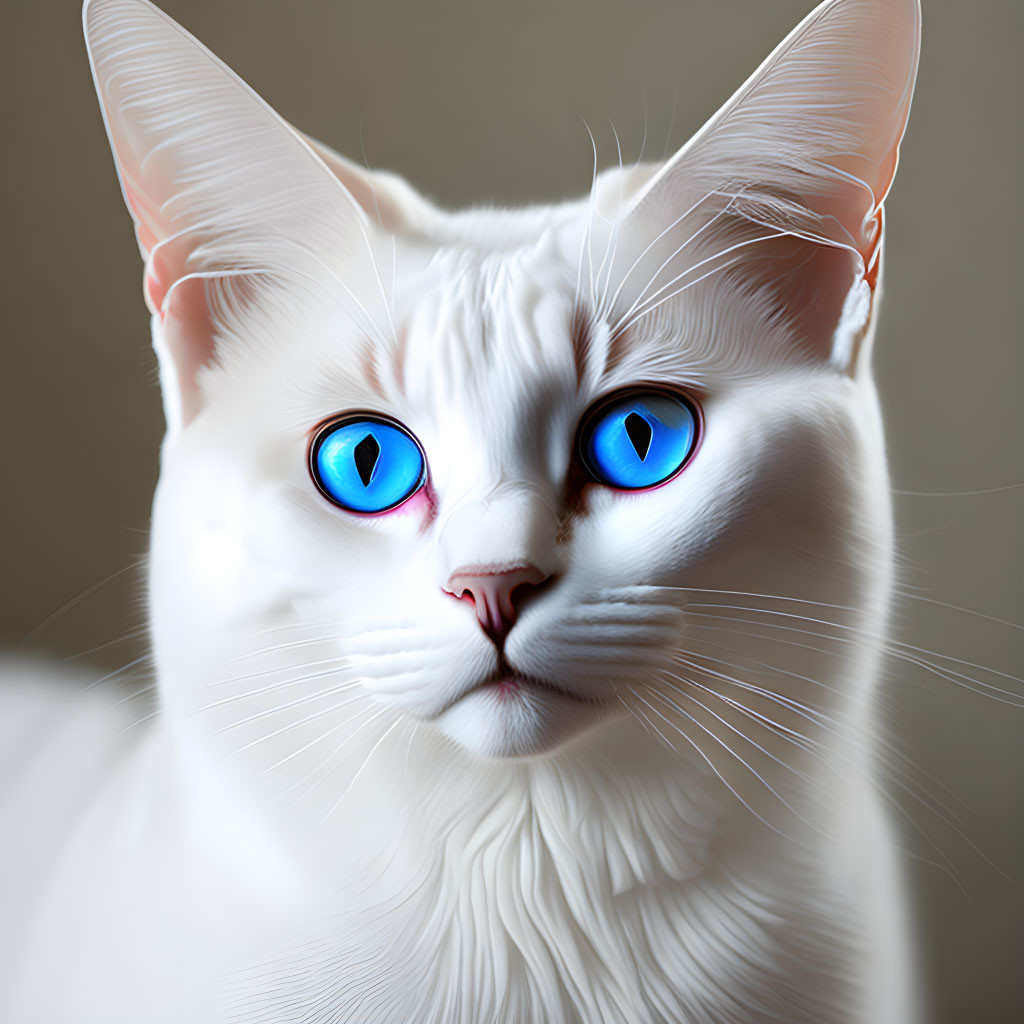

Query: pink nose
445,564,548,646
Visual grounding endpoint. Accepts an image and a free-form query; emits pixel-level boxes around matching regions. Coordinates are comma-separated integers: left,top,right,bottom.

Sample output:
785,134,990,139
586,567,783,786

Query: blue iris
312,417,425,512
579,390,698,490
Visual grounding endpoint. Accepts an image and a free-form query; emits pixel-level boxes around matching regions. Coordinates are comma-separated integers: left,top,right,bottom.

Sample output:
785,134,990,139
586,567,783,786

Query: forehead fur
205,202,837,448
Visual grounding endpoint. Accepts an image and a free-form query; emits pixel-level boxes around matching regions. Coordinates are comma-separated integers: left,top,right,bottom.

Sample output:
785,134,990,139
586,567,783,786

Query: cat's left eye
309,415,426,513
577,387,700,490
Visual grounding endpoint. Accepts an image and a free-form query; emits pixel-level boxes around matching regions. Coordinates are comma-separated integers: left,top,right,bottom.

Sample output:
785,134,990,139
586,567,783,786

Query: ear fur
83,0,395,431
613,0,921,372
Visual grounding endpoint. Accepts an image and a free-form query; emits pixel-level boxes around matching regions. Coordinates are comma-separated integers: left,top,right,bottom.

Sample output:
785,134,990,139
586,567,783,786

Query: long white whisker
19,560,143,647
233,689,370,756
656,581,1021,669
629,688,798,843
226,636,346,664
82,655,152,693
657,672,818,784
59,626,149,663
684,604,1024,705
198,657,351,706
210,675,362,733
673,647,843,709
320,717,404,823
648,687,814,831
285,706,392,809
672,641,969,829
617,693,658,741
262,701,378,777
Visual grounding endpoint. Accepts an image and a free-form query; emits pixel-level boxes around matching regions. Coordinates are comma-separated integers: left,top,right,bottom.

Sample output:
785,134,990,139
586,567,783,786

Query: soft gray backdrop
1,0,1021,1020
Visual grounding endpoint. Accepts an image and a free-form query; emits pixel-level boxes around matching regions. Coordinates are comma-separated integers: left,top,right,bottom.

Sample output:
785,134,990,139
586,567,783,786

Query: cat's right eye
309,414,426,514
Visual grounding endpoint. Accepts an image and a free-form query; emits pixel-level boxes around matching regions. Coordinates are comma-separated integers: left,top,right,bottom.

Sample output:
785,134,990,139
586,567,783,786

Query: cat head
84,0,919,817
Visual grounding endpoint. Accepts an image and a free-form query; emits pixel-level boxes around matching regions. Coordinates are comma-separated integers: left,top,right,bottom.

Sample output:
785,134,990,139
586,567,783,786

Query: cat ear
613,0,921,371
83,0,391,431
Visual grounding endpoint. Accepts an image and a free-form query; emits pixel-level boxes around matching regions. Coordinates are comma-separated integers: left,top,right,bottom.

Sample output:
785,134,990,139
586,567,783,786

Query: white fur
1,1,923,1021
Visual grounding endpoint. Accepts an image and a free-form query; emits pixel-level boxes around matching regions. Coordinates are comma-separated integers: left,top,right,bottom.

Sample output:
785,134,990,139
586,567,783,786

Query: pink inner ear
733,232,861,363
863,208,884,294
122,181,159,258
144,272,166,320
143,229,201,319
158,276,217,428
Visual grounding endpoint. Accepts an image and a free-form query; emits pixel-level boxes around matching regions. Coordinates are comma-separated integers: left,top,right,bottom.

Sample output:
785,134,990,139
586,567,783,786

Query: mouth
470,657,611,707
432,656,625,758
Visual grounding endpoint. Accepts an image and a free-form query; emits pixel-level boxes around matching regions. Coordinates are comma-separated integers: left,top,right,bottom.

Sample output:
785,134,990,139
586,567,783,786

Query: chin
434,680,622,759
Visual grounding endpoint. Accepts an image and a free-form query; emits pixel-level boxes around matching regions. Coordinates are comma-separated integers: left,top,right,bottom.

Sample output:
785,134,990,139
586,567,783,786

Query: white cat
0,0,923,1020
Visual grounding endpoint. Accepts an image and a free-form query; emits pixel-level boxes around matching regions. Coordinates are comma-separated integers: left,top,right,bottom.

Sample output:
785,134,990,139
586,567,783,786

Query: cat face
146,213,877,765
85,0,918,799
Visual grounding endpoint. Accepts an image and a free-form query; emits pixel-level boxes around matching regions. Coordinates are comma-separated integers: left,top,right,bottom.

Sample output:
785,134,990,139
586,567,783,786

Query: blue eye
578,389,699,490
310,415,426,513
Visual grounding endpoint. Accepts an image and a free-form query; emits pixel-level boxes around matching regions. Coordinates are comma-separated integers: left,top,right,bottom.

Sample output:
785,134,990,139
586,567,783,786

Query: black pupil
353,433,381,487
624,412,653,461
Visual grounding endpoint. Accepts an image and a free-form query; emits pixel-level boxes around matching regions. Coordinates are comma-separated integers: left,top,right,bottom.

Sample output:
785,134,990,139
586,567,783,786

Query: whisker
657,672,818,784
266,702,379,784
668,672,825,757
59,626,149,663
622,689,679,751
890,587,1024,633
893,483,1024,498
282,706,389,808
653,582,862,615
111,682,159,708
244,619,338,640
199,665,353,712
82,654,152,693
199,655,351,697
226,636,346,664
629,688,800,844
209,674,361,733
617,693,658,742
19,560,143,647
320,717,405,822
673,648,843,715
674,639,970,827
232,689,370,756
648,687,814,830
683,605,1024,705
689,634,971,813
655,582,1022,679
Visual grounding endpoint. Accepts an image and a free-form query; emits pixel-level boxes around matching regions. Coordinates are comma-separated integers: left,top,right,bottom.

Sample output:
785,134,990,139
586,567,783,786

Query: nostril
444,564,549,645
505,574,546,616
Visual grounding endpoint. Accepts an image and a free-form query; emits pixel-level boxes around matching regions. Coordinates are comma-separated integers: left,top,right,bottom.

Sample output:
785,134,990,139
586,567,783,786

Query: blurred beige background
1,0,1020,1020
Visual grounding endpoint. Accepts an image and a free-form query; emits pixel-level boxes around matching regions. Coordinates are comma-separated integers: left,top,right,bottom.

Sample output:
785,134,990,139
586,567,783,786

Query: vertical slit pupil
624,412,653,461
354,433,381,487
